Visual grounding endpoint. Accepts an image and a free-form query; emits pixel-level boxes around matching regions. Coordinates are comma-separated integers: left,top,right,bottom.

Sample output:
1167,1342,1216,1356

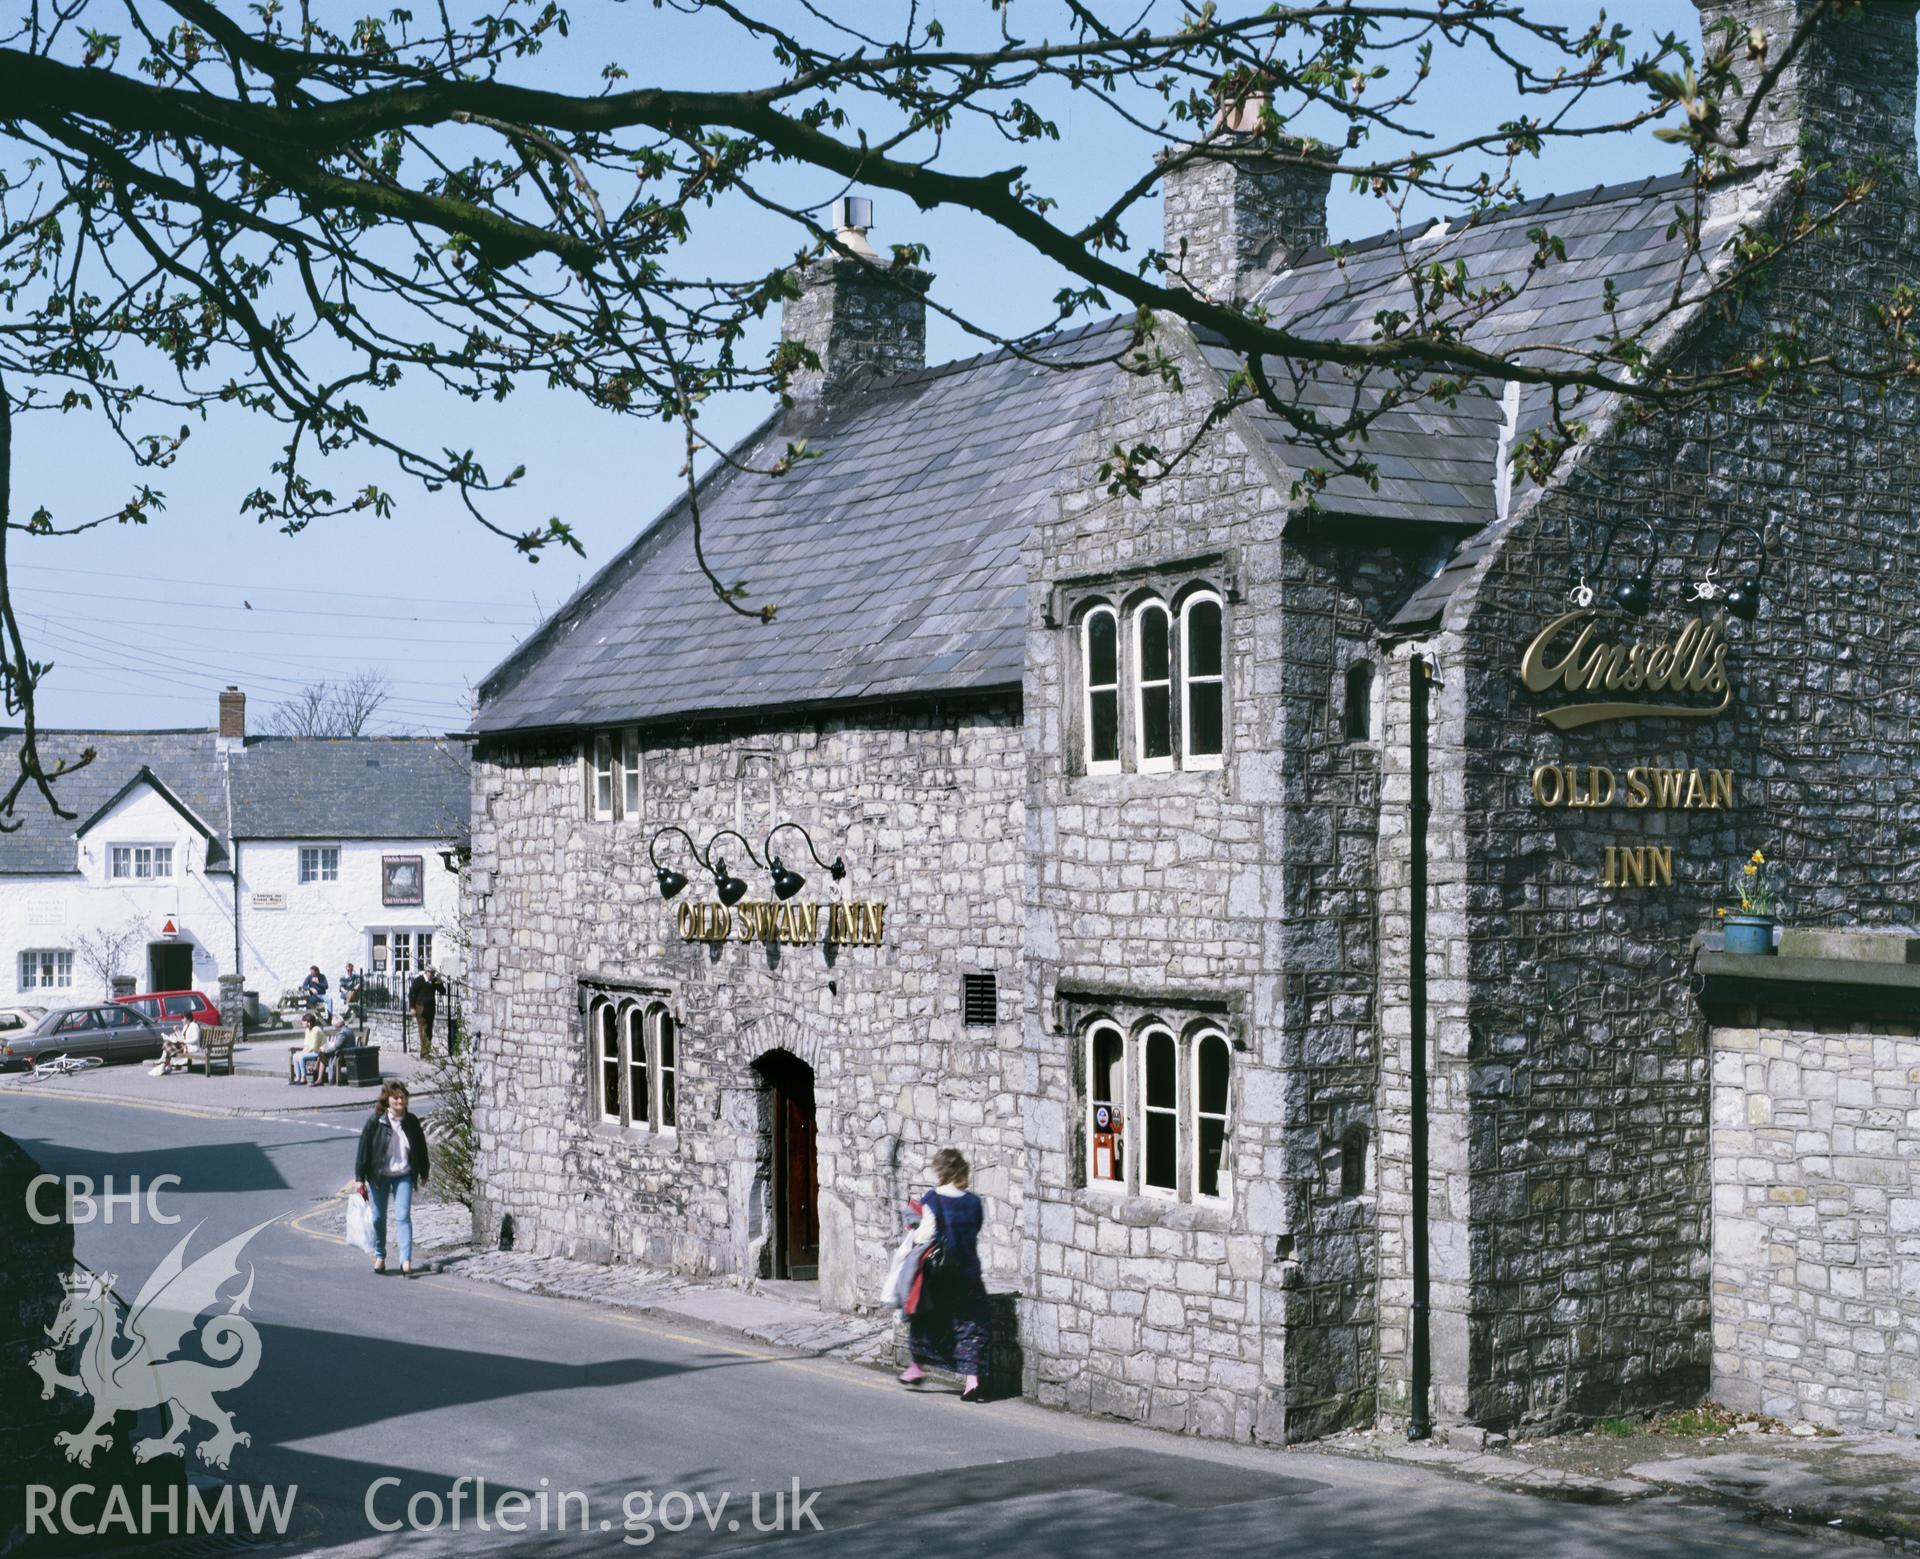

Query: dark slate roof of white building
228,738,472,840
479,169,1748,733
0,730,471,875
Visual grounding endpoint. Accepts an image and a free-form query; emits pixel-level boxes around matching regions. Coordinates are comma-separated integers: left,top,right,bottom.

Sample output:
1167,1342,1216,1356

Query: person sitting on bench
291,1010,327,1084
314,1013,358,1085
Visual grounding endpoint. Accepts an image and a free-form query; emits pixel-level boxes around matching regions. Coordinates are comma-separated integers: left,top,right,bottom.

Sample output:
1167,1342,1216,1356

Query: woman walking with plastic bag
898,1147,989,1401
352,1081,430,1276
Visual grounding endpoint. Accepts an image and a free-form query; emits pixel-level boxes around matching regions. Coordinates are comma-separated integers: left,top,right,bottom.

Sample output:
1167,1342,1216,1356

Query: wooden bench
194,1026,236,1077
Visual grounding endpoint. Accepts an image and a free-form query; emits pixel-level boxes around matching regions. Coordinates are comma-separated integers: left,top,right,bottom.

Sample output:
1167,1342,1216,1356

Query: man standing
408,964,444,1055
340,961,364,1019
300,964,331,1019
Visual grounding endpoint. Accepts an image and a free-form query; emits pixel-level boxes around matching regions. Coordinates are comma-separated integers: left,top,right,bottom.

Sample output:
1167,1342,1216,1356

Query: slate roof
475,321,1126,735
228,737,472,841
479,170,1758,733
0,730,470,875
0,730,229,876
1231,170,1760,626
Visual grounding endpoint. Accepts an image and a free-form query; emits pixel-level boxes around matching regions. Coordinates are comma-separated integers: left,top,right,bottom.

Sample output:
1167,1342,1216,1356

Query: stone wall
1406,160,1920,1432
465,699,1025,1314
1021,344,1424,1442
1711,1021,1920,1434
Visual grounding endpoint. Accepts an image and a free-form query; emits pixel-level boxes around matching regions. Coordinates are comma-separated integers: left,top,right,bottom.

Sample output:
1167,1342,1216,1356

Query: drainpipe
1408,652,1433,1442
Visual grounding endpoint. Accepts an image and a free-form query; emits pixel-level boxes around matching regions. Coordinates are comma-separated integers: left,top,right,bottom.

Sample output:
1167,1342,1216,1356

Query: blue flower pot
1723,914,1776,956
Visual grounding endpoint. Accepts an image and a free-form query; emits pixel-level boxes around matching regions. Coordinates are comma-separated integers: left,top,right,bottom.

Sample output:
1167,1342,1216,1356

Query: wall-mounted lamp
648,826,702,900
1607,517,1659,618
763,822,846,901
1719,524,1768,622
704,830,760,906
648,821,851,903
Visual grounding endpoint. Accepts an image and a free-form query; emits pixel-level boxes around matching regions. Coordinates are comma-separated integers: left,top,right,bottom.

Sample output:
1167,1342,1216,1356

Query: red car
116,990,223,1029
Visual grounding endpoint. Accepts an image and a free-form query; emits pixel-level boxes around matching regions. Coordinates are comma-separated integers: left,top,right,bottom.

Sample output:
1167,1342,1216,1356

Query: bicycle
21,1054,105,1082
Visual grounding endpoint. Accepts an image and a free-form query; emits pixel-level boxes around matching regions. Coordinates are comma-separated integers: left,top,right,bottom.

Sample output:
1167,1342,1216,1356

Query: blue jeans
369,1175,414,1264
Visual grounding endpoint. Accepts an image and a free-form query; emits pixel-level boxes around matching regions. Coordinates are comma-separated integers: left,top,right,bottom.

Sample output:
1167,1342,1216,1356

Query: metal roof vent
832,195,877,258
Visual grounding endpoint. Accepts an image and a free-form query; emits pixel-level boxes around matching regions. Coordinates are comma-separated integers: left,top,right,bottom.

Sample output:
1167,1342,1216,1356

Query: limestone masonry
464,1,1920,1446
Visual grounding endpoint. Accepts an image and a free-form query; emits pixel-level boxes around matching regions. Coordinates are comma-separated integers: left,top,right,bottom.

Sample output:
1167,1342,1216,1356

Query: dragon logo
29,1218,275,1470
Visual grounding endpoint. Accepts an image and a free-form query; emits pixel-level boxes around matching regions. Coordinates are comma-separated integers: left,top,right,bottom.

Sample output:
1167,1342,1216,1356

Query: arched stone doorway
753,1049,818,1280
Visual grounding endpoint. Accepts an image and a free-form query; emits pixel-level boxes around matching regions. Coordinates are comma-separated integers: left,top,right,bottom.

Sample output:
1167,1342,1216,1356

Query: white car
0,1005,47,1034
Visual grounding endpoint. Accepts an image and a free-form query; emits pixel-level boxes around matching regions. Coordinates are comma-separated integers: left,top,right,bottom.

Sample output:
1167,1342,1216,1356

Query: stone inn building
465,2,1920,1444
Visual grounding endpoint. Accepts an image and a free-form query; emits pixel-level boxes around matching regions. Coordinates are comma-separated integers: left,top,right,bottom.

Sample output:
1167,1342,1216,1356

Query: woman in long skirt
900,1147,990,1401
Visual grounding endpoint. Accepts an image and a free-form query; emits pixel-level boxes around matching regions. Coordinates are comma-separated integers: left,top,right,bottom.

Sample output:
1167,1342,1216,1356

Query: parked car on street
116,990,223,1030
0,1005,47,1033
0,1003,167,1072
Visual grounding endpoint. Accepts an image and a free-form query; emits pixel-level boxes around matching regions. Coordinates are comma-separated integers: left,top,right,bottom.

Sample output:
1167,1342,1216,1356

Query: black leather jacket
356,1112,430,1185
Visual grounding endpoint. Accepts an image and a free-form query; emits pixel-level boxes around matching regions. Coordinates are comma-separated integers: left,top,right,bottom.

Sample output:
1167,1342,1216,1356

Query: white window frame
298,845,340,884
1192,1029,1233,1204
1081,605,1121,775
620,729,643,822
595,998,621,1125
110,843,175,880
1139,1025,1181,1198
19,948,74,990
589,734,616,821
651,1003,678,1135
1180,592,1225,771
624,1003,650,1131
1085,1022,1127,1193
1133,601,1175,773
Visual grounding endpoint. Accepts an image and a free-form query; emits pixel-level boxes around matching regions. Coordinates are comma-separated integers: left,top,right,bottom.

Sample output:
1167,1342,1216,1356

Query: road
0,1091,1828,1557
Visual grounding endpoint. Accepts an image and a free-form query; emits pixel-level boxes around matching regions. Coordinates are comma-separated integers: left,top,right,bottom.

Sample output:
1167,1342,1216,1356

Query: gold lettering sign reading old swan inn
1519,609,1732,729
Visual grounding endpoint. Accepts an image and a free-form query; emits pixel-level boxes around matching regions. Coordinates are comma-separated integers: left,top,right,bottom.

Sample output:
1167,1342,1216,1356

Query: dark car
0,1003,167,1072
117,990,223,1029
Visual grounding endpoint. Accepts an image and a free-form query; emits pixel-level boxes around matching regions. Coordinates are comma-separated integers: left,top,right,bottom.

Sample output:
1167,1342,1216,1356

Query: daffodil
1715,907,1727,917
1744,863,1757,876
1751,850,1765,865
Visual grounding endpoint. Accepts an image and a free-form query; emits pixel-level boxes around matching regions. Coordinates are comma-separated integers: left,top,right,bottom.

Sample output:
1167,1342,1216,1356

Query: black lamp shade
1612,573,1652,617
1725,583,1761,621
713,858,748,906
655,866,688,900
770,859,806,900
828,857,847,881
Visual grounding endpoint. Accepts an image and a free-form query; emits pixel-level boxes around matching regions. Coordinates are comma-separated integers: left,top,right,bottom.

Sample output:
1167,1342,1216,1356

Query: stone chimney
781,196,931,397
217,686,245,747
1161,109,1334,305
1694,1,1918,168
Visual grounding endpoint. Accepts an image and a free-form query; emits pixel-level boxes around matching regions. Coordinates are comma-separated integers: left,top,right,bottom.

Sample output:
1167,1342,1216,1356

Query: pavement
356,1195,1920,1552
0,1033,436,1116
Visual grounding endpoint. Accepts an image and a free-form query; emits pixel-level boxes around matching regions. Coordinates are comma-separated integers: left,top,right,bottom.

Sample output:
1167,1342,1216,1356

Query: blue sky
8,2,1730,734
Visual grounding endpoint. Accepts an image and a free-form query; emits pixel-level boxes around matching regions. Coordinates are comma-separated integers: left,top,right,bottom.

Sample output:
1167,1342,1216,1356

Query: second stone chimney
780,196,931,398
1694,0,1918,169
217,686,245,751
1161,112,1334,306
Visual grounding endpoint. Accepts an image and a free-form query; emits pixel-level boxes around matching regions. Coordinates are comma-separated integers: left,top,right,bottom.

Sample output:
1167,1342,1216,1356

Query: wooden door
767,1056,819,1280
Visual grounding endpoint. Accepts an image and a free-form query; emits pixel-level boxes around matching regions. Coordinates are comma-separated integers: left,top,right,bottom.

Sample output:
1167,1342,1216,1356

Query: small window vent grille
962,974,997,1027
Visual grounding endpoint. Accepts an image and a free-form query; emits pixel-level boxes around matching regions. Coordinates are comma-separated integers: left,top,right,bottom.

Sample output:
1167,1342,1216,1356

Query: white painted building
2,690,468,1011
